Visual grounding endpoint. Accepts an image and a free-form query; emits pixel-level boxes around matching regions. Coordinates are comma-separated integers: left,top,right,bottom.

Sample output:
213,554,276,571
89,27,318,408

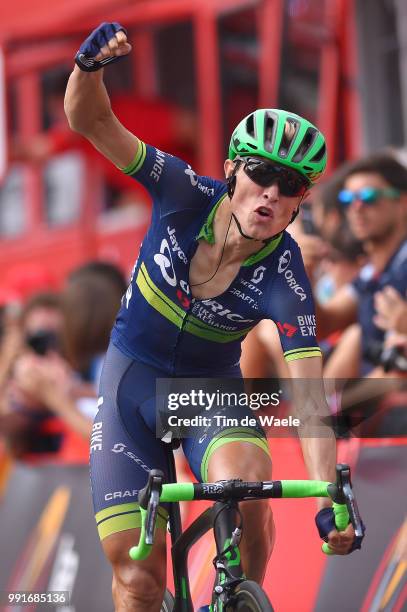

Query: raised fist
75,22,131,72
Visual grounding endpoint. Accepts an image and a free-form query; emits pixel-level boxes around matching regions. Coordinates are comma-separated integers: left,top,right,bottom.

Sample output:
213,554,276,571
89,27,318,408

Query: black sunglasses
236,157,310,197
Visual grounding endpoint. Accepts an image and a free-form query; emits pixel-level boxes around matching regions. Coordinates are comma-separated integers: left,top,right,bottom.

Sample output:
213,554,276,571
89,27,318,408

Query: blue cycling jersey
111,142,321,375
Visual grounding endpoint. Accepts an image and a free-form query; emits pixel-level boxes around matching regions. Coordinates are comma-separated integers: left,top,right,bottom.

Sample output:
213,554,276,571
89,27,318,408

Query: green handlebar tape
160,483,195,503
333,501,349,531
281,480,331,498
321,502,350,555
322,542,334,555
129,507,152,561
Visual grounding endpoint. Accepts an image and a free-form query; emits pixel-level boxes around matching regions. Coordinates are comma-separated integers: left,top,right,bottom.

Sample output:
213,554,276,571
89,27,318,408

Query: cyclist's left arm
288,357,358,554
287,356,336,505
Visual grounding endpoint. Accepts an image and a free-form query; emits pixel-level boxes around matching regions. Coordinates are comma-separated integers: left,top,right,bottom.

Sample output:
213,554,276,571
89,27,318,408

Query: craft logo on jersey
154,238,177,287
250,265,266,284
277,249,307,301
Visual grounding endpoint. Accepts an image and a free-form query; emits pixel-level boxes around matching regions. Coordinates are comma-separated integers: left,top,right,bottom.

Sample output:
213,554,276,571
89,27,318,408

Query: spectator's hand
0,322,23,372
12,353,73,407
296,234,330,276
374,286,407,335
383,332,407,352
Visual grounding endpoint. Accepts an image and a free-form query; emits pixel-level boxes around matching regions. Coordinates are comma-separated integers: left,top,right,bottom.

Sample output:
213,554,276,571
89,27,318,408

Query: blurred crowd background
0,0,406,490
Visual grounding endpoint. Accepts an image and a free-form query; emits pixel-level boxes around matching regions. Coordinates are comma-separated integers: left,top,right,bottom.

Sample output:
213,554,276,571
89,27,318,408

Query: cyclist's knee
207,440,272,482
102,529,167,609
112,564,165,609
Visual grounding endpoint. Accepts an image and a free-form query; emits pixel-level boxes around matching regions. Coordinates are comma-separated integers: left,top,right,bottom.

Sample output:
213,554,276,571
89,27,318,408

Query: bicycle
129,455,363,611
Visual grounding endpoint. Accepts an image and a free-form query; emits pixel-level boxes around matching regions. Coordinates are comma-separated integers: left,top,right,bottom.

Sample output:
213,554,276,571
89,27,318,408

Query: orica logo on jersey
251,265,266,284
184,164,215,196
184,165,198,186
278,250,292,273
277,250,307,301
154,238,177,287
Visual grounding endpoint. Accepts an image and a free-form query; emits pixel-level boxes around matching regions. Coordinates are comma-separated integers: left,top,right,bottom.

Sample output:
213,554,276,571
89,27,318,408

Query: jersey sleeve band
283,347,322,362
121,140,147,175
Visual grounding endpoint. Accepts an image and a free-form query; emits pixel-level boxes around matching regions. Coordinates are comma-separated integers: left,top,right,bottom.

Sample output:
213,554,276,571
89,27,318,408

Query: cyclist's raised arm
64,24,138,170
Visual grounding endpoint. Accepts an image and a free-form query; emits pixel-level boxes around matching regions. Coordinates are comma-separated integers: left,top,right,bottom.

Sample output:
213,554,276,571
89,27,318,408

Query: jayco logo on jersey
184,165,215,196
251,265,266,284
154,239,177,287
167,227,188,264
277,250,307,301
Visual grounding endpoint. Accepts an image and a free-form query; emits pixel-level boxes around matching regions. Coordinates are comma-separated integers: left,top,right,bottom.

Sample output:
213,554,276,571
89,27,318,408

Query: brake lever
336,464,364,538
138,470,164,544
146,488,160,544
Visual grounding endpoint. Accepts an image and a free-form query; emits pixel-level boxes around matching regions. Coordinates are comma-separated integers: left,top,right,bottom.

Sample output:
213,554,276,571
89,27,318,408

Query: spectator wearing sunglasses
65,23,362,611
313,152,407,376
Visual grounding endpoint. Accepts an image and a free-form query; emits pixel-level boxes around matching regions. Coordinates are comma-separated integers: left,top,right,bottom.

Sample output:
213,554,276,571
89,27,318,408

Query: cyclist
65,23,363,612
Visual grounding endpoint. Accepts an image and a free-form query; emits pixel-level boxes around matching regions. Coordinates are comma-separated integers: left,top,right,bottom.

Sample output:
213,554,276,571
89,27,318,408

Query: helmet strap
231,213,254,240
226,159,242,200
289,207,300,224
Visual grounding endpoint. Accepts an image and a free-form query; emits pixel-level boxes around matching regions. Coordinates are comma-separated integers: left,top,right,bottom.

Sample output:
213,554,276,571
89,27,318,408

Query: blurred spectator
62,261,127,386
374,286,407,335
307,151,407,377
315,222,366,304
0,292,92,460
0,262,129,463
288,163,354,276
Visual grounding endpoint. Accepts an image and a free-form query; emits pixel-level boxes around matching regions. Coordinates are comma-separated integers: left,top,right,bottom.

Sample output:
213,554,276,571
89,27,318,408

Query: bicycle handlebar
129,464,362,561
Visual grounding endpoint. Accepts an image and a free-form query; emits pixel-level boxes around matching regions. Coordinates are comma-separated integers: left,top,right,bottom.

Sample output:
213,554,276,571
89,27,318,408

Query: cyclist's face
225,158,308,240
343,172,404,242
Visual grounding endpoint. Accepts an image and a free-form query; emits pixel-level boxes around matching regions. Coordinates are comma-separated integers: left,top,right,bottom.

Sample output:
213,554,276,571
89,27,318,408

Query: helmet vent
246,113,256,139
309,143,326,163
263,112,276,153
278,118,300,158
292,127,318,162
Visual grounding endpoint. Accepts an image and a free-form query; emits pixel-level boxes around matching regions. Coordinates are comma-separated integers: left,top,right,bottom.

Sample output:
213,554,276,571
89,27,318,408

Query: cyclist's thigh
91,343,170,543
182,402,270,482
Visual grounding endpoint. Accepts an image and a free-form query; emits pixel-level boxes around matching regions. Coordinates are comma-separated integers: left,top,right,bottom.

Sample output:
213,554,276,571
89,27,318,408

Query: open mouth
255,206,272,218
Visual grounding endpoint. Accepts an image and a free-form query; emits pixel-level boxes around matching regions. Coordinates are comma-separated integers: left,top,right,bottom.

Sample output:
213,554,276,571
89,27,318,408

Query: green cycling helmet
229,108,327,184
